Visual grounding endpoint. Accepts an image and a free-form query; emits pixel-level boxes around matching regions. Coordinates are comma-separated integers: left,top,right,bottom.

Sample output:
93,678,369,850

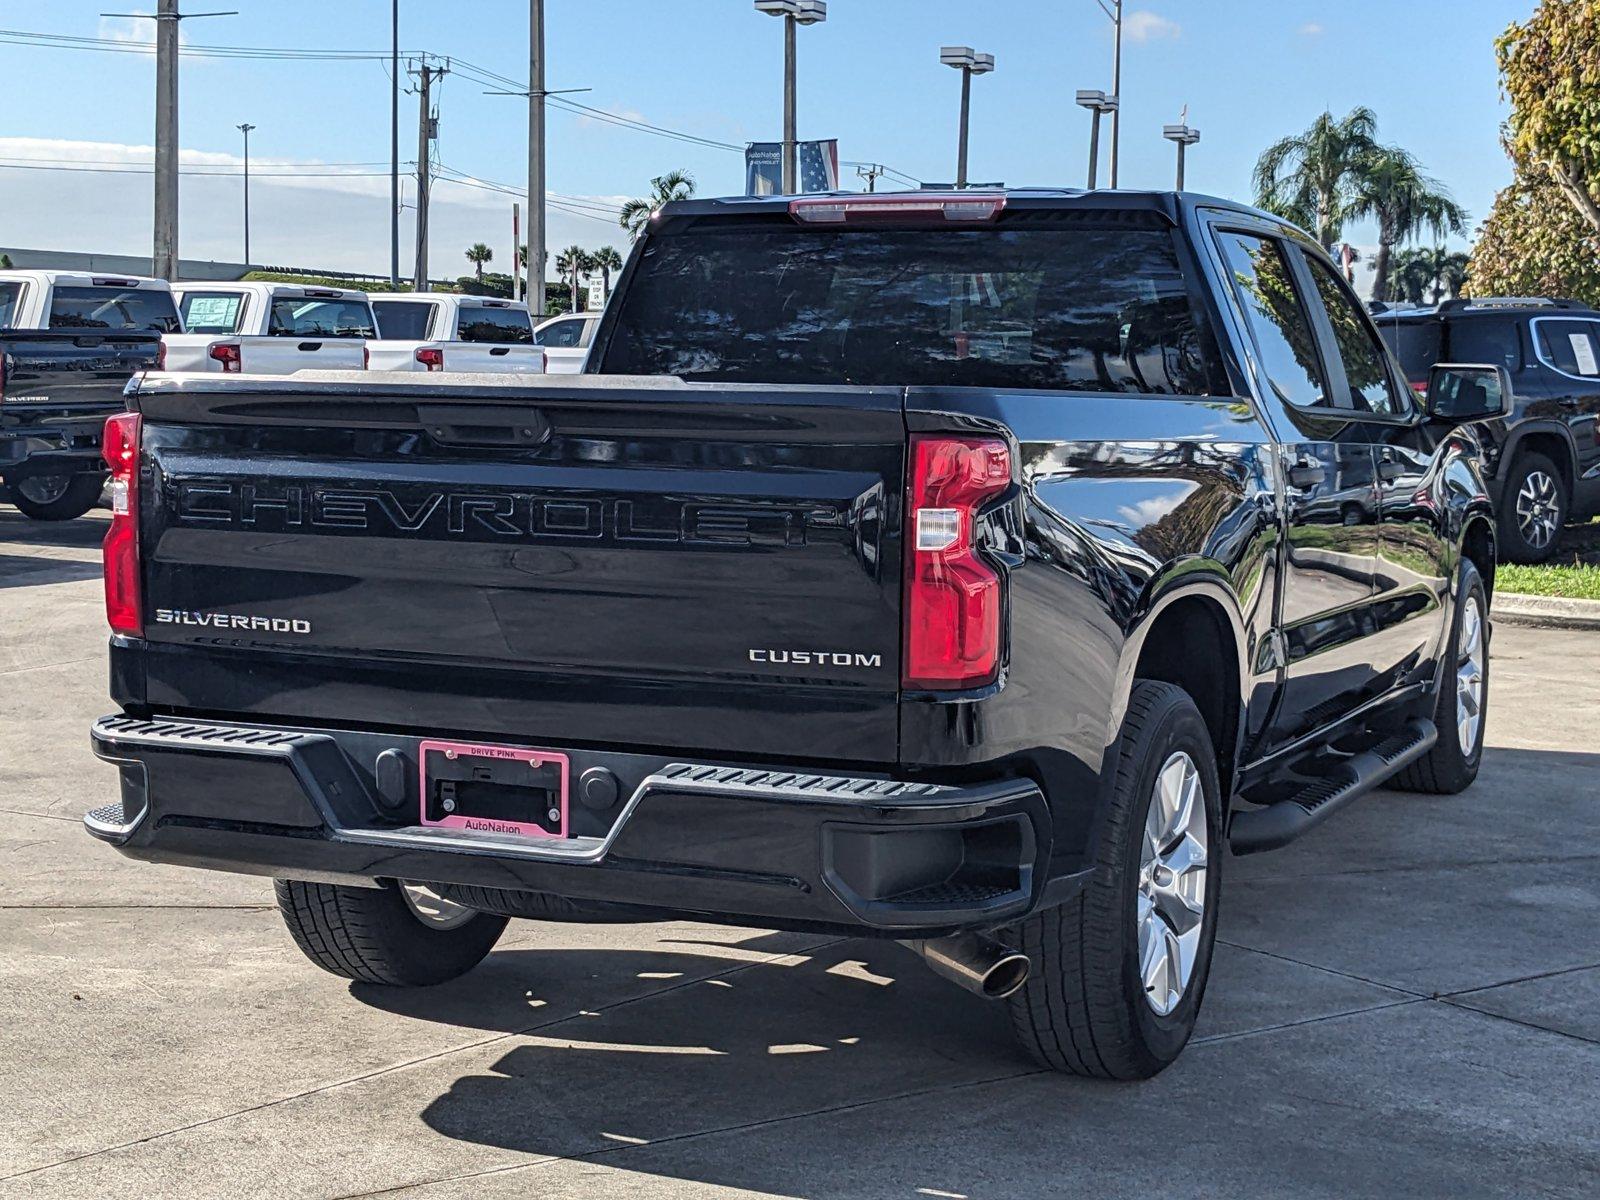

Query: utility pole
410,57,446,291
855,163,884,192
390,0,399,289
105,2,235,280
236,122,254,264
512,202,521,302
528,0,544,315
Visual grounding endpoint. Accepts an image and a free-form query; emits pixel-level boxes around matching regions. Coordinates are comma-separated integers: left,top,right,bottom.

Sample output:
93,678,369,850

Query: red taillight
362,343,370,370
154,340,167,371
208,342,241,372
102,412,142,636
903,434,1011,690
416,347,444,371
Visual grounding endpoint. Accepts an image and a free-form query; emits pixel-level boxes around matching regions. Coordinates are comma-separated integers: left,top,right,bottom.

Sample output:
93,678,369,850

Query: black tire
1390,561,1488,795
274,879,508,986
5,472,106,521
1006,680,1222,1079
1497,451,1566,564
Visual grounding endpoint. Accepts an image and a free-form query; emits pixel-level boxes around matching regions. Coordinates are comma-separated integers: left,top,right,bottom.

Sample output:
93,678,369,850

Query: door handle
1286,457,1325,488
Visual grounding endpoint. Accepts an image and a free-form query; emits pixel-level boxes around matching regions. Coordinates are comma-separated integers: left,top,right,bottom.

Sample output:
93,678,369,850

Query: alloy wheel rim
16,474,71,504
1456,594,1485,753
1515,470,1560,550
1137,750,1209,1017
400,882,476,930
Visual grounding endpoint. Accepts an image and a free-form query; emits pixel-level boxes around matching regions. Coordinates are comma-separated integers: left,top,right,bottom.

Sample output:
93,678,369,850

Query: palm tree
620,170,695,241
464,242,493,282
555,245,594,310
590,246,623,300
1387,249,1434,306
1253,107,1382,249
1350,148,1467,302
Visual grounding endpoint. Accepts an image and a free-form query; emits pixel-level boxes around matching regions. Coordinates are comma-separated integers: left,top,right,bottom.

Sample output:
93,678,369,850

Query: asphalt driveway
1,503,1596,1199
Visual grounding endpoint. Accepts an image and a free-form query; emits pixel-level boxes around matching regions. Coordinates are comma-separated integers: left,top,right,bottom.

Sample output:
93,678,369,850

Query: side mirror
1424,363,1513,424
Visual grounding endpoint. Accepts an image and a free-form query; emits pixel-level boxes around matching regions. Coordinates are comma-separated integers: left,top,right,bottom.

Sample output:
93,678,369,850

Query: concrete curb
1493,591,1600,631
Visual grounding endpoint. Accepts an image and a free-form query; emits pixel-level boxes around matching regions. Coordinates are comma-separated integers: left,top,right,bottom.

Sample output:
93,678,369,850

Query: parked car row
1,268,603,519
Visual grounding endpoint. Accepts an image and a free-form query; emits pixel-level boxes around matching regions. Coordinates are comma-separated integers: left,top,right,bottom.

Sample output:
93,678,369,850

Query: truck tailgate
130,374,905,764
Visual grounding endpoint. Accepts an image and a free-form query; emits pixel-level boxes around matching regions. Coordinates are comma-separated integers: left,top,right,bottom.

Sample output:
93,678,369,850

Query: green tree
590,245,623,299
1253,107,1382,248
1350,148,1467,302
464,242,493,283
1498,0,1600,237
620,170,695,241
0,253,11,269
1468,170,1600,304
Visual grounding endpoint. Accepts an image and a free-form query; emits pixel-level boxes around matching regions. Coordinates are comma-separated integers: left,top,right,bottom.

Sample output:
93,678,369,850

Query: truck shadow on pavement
0,506,106,588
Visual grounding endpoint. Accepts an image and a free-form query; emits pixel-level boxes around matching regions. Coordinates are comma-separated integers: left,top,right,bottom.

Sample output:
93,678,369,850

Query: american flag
745,139,839,195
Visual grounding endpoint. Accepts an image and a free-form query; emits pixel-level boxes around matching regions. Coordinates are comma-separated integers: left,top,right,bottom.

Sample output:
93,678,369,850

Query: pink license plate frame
417,739,570,839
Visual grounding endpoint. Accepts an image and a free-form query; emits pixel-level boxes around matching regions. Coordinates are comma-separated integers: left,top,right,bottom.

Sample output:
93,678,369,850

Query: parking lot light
941,46,995,189
1074,90,1118,189
756,0,827,193
1162,122,1201,190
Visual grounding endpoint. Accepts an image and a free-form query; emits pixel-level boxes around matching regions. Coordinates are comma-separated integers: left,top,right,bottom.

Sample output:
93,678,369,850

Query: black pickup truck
1,275,174,520
85,190,1506,1079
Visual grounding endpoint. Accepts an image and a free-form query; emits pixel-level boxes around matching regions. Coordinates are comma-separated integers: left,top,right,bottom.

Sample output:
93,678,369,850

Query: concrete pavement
1,504,1596,1199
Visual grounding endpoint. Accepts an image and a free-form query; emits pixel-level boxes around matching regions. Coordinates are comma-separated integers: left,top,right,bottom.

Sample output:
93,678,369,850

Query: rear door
1209,226,1385,747
134,377,905,764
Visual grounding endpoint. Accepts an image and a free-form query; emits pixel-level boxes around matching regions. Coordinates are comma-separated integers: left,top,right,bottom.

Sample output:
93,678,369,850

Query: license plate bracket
418,740,569,839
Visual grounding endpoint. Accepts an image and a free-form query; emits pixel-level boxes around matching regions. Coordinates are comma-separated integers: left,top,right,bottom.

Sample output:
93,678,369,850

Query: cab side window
1214,231,1330,410
1304,255,1406,416
1534,318,1600,378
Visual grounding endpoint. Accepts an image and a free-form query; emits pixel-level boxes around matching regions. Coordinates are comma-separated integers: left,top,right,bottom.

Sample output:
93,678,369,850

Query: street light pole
1162,121,1200,190
528,0,545,313
756,1,827,194
941,47,995,190
1074,90,1117,189
236,122,254,265
1108,0,1123,187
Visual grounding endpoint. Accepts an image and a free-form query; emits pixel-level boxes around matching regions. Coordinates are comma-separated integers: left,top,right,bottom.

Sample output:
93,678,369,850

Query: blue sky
0,0,1535,280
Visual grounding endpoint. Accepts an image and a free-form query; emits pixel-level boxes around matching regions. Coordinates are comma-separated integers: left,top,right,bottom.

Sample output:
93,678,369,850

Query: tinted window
1214,232,1328,408
457,305,533,344
1374,317,1442,384
535,317,587,348
372,300,435,340
1304,256,1404,415
48,286,180,332
1446,316,1522,373
267,297,375,338
599,221,1222,393
1533,318,1600,378
179,291,245,334
0,281,22,327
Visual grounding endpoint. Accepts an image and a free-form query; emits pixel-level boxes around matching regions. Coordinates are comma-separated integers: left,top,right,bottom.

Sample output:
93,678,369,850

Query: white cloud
0,137,629,277
1299,21,1326,36
1124,11,1181,43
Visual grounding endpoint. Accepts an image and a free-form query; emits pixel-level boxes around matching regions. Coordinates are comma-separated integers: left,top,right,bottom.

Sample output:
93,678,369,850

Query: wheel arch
1115,569,1249,796
1501,421,1578,497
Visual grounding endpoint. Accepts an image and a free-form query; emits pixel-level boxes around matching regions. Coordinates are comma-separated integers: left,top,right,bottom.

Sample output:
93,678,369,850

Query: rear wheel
1007,680,1222,1079
274,878,507,986
5,472,106,521
1498,451,1565,564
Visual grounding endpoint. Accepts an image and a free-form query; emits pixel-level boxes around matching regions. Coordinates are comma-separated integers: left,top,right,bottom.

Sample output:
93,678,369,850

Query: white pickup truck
164,281,375,373
368,293,544,373
0,269,180,335
532,311,601,374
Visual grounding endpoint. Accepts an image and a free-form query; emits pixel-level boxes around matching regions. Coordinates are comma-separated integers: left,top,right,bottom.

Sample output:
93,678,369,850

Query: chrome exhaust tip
901,933,1031,999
